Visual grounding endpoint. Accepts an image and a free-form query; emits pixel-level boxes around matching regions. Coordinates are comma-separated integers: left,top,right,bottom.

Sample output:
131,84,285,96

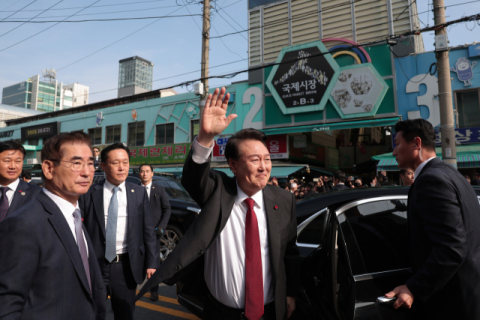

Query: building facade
118,56,154,97
63,83,90,109
2,75,90,112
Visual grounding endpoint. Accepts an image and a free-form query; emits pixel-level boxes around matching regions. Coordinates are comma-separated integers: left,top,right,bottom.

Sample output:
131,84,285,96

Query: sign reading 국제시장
128,143,191,165
266,41,340,115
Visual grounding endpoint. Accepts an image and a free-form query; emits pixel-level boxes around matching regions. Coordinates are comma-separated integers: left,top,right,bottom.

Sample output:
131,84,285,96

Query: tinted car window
343,199,408,274
126,176,141,185
297,209,327,245
154,179,191,199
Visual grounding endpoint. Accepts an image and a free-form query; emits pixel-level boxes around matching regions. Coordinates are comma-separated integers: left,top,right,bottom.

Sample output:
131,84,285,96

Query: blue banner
436,127,480,146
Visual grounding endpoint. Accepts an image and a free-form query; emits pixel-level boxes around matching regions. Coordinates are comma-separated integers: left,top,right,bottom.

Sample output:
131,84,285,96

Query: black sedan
93,173,201,262
178,186,480,319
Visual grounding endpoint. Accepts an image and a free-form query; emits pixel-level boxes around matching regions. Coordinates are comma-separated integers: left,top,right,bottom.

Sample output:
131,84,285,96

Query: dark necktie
243,198,264,320
0,187,10,222
73,208,91,292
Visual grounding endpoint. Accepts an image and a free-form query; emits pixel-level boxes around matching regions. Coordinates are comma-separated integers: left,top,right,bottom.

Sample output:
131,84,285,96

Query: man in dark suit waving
0,132,106,320
0,140,41,222
80,143,157,320
138,163,171,301
385,119,480,319
138,87,300,320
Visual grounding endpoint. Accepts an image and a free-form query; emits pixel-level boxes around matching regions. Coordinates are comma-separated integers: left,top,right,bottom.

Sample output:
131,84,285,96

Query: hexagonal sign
329,63,389,119
266,40,341,115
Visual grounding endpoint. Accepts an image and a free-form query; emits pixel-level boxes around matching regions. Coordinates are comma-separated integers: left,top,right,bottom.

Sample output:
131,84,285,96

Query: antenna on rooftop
42,68,57,83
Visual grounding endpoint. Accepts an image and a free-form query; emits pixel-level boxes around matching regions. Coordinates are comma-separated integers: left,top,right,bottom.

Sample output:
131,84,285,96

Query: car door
336,196,412,320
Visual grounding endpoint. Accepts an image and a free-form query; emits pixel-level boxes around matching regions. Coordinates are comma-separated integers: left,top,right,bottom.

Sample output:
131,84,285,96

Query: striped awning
374,153,480,171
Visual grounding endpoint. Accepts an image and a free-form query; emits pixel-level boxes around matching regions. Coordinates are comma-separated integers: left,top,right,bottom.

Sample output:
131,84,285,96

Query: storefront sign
329,63,388,119
21,122,59,140
293,135,307,148
436,127,480,145
265,40,340,115
450,57,477,87
128,143,191,165
212,135,288,162
0,130,14,139
468,44,480,58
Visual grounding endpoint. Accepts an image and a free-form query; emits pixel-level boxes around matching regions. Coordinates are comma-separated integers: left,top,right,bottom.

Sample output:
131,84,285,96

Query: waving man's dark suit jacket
138,151,300,320
406,158,480,319
149,183,171,231
80,182,157,284
5,179,42,218
0,192,106,320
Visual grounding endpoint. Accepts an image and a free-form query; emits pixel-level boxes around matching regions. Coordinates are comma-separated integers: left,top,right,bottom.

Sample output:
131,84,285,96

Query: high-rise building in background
63,83,90,109
118,56,153,98
1,69,89,112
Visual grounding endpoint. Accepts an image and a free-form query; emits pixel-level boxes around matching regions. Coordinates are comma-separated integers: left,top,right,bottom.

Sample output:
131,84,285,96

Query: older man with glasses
0,132,106,320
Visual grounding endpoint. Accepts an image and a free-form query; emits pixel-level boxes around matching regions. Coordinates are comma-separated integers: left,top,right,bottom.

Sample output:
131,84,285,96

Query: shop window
456,89,480,128
106,125,121,144
88,127,102,145
128,121,145,147
190,120,199,142
156,123,174,145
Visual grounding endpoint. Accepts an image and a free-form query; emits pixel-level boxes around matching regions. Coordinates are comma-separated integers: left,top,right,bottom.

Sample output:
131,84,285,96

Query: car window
297,209,327,245
343,199,408,274
154,180,191,199
126,176,141,185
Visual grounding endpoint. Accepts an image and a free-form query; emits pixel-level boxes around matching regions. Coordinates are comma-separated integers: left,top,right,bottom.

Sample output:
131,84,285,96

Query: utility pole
199,0,211,109
433,0,457,167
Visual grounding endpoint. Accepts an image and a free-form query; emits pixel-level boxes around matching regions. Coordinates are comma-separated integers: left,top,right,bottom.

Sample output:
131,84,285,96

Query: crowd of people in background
267,168,480,202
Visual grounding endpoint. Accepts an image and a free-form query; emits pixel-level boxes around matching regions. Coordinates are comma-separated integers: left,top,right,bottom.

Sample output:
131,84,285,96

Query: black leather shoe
150,291,159,302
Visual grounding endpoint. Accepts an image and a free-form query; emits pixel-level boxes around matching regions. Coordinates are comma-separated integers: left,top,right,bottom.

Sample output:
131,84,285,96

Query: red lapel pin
274,205,279,210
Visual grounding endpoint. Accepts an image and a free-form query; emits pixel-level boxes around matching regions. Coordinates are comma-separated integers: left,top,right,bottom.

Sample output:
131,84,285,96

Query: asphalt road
106,283,199,320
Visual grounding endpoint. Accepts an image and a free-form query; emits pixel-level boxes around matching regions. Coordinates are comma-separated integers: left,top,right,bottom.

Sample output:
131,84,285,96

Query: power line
0,0,172,12
0,0,100,53
1,0,37,21
57,5,187,71
211,22,246,59
5,4,189,20
0,0,63,39
1,14,203,23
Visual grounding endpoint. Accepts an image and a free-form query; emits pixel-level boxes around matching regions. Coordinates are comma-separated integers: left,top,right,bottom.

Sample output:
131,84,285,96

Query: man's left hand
287,297,296,318
146,268,156,279
385,284,414,309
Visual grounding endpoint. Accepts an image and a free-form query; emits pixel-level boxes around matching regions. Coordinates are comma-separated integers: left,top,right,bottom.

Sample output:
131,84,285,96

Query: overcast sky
0,0,478,104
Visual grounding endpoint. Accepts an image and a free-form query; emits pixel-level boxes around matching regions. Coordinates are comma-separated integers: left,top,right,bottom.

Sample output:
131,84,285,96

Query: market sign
212,135,288,162
450,57,477,87
265,40,340,115
329,63,388,119
21,122,59,140
128,143,191,165
436,126,480,145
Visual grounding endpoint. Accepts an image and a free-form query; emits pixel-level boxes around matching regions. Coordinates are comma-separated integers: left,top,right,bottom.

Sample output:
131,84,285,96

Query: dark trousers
203,291,276,320
103,256,137,320
150,237,161,294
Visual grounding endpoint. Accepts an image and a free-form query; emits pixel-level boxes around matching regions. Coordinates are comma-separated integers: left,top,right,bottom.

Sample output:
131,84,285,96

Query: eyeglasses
50,159,96,172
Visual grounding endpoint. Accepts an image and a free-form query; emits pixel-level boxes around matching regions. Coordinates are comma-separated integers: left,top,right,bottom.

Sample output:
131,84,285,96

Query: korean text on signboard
128,143,191,165
21,122,59,140
436,127,480,145
0,130,14,139
271,47,335,110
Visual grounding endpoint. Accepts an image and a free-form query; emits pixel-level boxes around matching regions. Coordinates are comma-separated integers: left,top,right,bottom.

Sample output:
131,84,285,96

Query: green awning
373,147,480,171
212,165,311,178
154,167,185,174
261,117,400,135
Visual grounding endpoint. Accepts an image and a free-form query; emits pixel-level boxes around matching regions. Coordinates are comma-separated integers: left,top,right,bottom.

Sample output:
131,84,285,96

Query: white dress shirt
414,157,436,180
103,180,128,254
0,178,20,206
43,188,88,255
192,138,274,308
142,181,152,199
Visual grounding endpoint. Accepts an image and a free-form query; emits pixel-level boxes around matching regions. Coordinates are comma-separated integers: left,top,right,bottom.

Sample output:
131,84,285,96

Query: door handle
376,296,397,308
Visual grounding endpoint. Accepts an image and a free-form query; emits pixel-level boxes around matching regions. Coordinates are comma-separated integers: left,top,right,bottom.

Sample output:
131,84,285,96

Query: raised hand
197,87,237,147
